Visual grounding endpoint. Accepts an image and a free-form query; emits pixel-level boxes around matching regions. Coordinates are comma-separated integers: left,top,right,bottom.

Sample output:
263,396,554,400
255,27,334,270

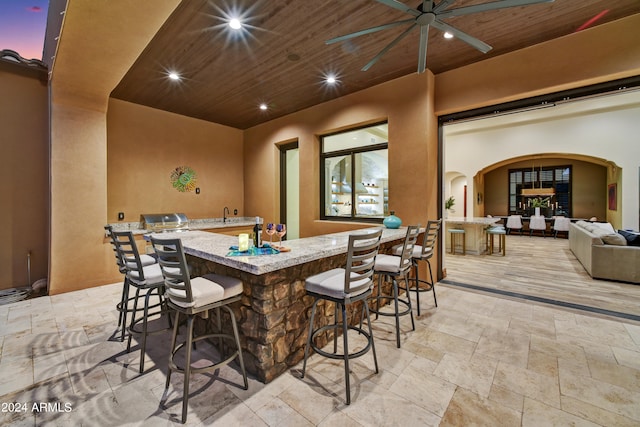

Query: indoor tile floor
1,280,640,426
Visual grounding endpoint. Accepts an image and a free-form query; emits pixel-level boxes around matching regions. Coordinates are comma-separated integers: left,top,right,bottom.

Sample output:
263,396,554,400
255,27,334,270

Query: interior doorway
279,141,299,239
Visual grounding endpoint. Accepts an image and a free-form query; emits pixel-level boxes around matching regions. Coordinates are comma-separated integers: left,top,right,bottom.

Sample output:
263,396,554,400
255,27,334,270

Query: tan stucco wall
106,99,244,223
243,72,438,239
0,64,48,290
48,1,180,294
434,14,640,115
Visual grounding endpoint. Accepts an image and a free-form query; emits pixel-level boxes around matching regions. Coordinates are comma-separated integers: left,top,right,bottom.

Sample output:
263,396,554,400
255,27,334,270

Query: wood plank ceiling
111,0,640,129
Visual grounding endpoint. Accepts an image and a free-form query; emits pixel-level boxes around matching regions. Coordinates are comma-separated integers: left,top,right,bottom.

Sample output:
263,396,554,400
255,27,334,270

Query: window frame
320,123,389,223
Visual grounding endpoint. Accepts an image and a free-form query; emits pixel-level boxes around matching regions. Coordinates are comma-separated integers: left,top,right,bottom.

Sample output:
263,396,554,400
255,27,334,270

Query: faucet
223,206,230,223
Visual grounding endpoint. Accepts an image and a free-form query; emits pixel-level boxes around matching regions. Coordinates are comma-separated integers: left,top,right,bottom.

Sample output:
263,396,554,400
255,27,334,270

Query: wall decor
608,183,617,211
170,165,197,192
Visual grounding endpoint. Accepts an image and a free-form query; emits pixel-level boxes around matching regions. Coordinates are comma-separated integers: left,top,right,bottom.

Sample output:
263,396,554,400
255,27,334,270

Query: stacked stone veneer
187,239,401,383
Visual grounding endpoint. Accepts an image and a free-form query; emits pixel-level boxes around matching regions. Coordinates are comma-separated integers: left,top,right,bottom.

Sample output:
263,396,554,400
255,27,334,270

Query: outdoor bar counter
146,227,409,383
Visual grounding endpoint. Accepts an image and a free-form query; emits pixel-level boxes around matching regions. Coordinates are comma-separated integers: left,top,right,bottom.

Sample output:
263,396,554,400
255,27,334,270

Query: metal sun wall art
171,166,197,192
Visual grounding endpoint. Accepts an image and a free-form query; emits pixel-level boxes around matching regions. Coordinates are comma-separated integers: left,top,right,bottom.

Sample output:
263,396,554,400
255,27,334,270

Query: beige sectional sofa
569,221,640,284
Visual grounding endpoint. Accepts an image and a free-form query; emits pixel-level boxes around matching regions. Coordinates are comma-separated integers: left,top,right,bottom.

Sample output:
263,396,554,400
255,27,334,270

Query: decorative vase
535,207,541,217
383,211,402,229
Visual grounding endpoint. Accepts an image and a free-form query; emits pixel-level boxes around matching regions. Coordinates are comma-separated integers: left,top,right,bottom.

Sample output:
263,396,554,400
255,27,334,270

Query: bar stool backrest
149,237,194,306
113,231,147,284
343,229,383,295
104,225,125,274
398,225,421,273
420,219,442,257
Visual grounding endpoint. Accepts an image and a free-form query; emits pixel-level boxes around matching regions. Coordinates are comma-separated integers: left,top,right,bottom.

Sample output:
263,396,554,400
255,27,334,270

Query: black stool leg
301,298,320,378
225,305,248,389
341,303,351,405
413,260,421,316
392,277,401,348
127,288,141,352
181,315,194,424
427,259,437,307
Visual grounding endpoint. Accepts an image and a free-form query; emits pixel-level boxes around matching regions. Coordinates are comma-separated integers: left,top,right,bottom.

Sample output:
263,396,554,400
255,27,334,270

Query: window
321,122,389,221
509,166,572,216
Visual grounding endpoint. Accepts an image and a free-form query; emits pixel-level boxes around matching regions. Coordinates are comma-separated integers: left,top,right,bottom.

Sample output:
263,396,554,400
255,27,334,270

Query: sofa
569,221,640,284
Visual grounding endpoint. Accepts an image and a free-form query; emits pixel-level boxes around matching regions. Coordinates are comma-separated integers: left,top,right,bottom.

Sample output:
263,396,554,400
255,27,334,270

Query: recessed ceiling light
229,18,242,30
326,76,336,84
443,32,454,39
259,103,268,111
168,72,181,81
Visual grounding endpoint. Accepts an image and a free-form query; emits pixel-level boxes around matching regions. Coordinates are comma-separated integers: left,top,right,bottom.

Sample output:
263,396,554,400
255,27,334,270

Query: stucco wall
0,64,48,290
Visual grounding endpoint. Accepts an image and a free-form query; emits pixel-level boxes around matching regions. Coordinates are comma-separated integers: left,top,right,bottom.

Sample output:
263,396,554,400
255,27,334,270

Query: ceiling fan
326,0,555,73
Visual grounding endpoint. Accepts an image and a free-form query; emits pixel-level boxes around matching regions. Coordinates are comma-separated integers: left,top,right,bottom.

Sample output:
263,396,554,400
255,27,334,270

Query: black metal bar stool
113,230,171,373
105,225,157,342
151,236,248,424
370,225,420,348
391,220,442,315
301,228,382,405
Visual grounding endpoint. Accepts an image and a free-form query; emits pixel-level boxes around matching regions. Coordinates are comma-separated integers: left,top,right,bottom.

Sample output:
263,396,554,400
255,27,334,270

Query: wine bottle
253,216,262,248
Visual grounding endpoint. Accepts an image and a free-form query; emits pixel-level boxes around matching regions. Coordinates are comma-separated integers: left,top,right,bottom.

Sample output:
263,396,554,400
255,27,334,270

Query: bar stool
151,236,248,424
448,228,466,255
391,219,442,316
371,225,420,348
486,226,506,256
104,225,157,341
114,230,171,373
301,229,382,405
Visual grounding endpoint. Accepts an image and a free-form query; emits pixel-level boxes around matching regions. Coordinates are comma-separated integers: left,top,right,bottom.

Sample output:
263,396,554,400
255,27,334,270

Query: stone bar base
187,239,401,383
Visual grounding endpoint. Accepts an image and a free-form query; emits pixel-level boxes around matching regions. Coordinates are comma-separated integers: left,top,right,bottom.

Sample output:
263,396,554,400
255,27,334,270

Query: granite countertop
107,217,256,235
145,227,409,276
445,217,499,225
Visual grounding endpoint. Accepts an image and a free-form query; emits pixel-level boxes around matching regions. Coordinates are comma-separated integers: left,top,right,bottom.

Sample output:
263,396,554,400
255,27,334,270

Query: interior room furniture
392,219,442,316
143,228,409,383
506,215,523,235
553,217,571,238
371,225,420,348
104,225,157,341
301,228,382,405
151,236,248,423
445,217,499,255
486,226,506,256
569,221,640,284
448,228,466,255
114,230,171,373
529,215,547,237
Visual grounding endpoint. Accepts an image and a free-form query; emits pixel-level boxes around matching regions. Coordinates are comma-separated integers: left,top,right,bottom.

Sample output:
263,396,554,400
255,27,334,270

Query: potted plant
445,196,455,217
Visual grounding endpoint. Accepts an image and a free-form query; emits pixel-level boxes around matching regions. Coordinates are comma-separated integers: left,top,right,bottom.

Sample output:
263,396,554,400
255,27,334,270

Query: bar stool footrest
168,333,241,375
309,324,373,361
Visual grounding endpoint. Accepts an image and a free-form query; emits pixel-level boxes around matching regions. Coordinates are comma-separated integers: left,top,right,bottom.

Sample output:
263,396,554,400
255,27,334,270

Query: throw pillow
618,229,640,247
601,233,627,246
591,222,616,234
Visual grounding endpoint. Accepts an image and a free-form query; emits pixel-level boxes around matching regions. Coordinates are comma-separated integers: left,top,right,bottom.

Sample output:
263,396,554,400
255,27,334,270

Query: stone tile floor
1,282,640,426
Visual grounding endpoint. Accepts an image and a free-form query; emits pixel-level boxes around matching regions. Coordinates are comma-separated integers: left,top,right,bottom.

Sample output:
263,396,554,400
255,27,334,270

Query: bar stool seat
151,236,248,424
301,229,382,405
486,227,506,256
448,229,466,255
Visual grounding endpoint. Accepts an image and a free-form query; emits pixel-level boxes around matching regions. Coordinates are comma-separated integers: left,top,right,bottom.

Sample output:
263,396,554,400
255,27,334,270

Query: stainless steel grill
140,213,189,233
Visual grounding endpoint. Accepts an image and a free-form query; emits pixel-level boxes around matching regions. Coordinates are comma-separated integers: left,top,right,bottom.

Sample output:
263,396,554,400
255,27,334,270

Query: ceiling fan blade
326,19,414,45
417,25,429,74
375,0,421,17
432,0,456,13
437,0,554,19
362,24,418,71
432,20,492,53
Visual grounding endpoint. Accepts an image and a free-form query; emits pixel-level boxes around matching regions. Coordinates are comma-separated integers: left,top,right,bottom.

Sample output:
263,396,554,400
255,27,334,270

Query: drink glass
276,224,286,247
265,223,276,245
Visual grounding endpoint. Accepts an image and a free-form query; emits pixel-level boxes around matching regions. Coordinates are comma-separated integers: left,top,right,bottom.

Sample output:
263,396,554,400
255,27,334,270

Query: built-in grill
140,213,189,233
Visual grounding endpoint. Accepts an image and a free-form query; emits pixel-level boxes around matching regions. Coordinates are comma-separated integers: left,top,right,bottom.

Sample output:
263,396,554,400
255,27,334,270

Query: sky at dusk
0,0,49,60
